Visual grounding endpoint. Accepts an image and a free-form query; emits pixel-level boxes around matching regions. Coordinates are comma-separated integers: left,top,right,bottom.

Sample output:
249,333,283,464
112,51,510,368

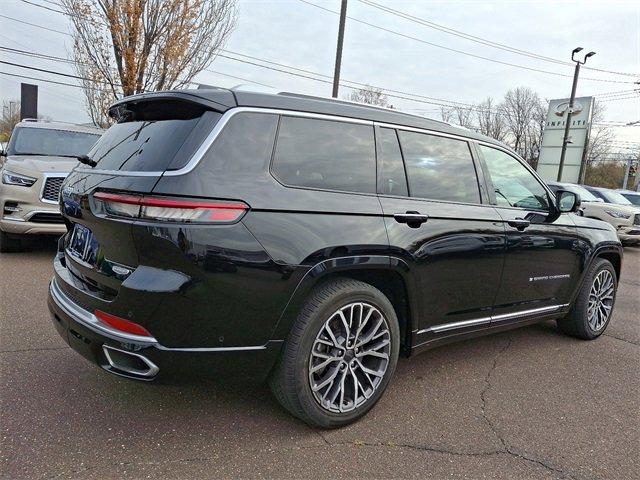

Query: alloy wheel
587,269,615,331
308,302,391,413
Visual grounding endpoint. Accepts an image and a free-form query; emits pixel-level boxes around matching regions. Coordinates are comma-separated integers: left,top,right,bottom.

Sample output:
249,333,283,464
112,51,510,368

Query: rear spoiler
108,89,237,119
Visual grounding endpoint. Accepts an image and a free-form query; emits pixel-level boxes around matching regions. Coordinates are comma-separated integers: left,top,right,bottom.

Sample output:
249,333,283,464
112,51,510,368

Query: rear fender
270,255,419,352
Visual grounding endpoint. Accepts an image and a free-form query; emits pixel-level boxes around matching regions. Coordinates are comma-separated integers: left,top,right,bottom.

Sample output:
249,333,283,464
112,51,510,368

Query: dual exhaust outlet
102,345,159,378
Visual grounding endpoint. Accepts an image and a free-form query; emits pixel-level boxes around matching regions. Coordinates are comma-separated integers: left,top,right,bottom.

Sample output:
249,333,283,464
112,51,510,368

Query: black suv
48,88,622,428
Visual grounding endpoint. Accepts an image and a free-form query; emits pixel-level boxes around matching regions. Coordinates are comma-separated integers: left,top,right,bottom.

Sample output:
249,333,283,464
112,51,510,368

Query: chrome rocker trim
417,304,569,335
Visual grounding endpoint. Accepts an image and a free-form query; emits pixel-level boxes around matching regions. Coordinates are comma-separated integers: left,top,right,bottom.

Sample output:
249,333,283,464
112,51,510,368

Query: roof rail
277,91,450,125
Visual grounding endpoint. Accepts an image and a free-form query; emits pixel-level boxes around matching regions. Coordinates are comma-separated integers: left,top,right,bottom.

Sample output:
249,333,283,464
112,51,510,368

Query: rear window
272,116,376,194
89,100,220,172
7,127,100,158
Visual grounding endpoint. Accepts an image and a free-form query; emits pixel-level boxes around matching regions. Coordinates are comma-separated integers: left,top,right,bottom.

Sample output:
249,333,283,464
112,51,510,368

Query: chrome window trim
416,303,569,335
73,107,374,178
375,121,480,144
40,172,68,204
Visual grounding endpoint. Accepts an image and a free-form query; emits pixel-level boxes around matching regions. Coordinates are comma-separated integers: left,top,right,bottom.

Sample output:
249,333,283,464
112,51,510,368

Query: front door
476,144,579,321
376,126,505,345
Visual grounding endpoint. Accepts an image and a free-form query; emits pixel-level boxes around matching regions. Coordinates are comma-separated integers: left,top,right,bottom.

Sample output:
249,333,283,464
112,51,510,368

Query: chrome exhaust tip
102,345,159,378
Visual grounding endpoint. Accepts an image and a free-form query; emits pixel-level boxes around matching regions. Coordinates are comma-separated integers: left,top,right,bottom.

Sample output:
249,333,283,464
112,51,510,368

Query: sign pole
557,62,580,182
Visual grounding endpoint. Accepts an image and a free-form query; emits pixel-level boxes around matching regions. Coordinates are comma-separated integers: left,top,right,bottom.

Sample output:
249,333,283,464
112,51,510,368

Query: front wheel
269,278,400,428
557,258,617,340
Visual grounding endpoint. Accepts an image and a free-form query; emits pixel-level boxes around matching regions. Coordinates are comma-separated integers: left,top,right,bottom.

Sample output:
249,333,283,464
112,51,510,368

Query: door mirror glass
556,190,581,213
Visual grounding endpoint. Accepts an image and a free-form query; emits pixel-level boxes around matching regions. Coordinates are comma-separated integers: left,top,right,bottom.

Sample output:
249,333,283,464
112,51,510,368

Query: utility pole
557,47,596,182
622,157,633,190
332,0,348,98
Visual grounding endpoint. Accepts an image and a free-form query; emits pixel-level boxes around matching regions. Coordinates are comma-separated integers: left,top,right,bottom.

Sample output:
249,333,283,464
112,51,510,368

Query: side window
272,116,376,194
478,145,551,211
207,112,278,173
377,128,408,196
398,130,480,203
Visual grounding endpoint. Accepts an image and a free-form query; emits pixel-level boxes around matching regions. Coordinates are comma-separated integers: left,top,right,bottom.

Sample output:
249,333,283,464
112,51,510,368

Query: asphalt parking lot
1,240,638,480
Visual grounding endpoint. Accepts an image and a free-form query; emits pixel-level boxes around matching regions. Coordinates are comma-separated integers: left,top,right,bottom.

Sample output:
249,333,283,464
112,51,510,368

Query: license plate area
67,224,100,267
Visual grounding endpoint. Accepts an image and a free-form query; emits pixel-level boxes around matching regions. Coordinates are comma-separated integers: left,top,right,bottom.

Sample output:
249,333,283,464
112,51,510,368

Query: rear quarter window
271,116,376,194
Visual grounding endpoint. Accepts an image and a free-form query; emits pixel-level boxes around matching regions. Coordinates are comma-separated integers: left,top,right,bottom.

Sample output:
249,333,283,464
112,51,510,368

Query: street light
557,47,596,182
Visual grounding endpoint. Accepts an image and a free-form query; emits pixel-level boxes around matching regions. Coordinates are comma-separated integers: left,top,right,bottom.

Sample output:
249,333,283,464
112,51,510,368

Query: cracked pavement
1,240,638,479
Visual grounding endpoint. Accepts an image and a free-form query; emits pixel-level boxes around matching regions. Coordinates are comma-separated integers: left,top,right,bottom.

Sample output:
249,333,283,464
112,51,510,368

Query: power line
357,0,639,78
0,71,103,91
0,14,69,36
1,44,485,111
0,60,118,86
296,0,636,85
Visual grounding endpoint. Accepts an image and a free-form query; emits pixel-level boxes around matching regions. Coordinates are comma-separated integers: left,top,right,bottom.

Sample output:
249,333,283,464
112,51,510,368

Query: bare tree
348,85,392,108
497,87,550,166
440,105,475,129
585,101,615,163
0,100,21,140
475,97,506,141
61,0,237,127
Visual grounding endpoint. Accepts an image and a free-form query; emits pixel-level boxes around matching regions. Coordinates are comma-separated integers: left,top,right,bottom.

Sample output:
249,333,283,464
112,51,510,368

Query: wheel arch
270,256,419,356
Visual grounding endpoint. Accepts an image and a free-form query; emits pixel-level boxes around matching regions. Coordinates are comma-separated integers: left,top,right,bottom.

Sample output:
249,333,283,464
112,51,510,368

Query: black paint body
48,89,623,381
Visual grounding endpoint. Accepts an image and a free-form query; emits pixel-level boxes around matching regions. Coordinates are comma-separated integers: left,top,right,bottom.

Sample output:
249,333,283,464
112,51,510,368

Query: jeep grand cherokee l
0,119,103,252
48,88,622,428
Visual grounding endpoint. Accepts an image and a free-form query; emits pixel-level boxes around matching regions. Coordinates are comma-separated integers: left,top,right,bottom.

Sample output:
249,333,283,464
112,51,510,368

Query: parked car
618,189,640,206
546,182,640,245
48,88,622,428
0,119,103,252
584,185,640,245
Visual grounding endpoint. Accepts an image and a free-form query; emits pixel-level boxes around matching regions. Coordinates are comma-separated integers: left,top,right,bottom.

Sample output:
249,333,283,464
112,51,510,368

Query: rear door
376,126,505,346
475,144,579,321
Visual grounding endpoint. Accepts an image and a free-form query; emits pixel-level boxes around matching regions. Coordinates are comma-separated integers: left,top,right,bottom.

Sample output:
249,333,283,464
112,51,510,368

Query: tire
269,278,400,428
557,258,617,340
0,230,23,253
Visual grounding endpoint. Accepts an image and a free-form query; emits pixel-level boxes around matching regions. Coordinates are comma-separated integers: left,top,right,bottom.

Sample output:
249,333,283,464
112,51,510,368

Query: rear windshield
7,127,101,158
88,100,220,172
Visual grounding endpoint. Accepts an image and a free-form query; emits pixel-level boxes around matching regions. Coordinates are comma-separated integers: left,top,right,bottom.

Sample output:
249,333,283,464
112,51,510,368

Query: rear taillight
92,192,248,223
95,310,154,338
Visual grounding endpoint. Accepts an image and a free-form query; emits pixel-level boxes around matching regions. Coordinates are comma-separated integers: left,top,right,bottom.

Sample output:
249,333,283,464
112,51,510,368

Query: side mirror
556,190,581,213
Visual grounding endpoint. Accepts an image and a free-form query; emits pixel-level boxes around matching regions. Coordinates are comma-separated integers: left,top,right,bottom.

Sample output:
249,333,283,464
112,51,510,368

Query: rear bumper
48,278,283,382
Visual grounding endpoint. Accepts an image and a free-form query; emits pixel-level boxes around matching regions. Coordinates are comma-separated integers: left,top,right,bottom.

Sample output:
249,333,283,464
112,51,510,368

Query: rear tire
557,258,617,340
0,230,23,253
269,278,400,428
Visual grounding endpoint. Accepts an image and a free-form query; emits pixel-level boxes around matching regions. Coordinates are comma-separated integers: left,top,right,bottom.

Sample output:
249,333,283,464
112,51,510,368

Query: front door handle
394,211,429,228
507,218,530,231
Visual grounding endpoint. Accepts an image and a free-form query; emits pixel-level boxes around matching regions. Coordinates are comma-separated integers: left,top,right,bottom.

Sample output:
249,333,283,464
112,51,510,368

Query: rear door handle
393,211,429,227
507,218,530,230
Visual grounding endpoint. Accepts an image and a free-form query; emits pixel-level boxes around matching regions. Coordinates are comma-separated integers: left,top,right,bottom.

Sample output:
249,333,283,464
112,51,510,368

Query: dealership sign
537,96,594,183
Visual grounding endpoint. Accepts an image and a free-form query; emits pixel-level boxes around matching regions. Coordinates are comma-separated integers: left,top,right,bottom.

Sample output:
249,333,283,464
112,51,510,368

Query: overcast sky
1,0,638,143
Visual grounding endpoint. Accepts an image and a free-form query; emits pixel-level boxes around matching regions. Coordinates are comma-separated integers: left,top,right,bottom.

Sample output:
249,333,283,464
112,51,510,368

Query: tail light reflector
95,310,154,338
92,192,248,223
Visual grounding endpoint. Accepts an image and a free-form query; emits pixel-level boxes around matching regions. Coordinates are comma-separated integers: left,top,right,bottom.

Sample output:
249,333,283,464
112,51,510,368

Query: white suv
0,120,103,252
547,182,640,245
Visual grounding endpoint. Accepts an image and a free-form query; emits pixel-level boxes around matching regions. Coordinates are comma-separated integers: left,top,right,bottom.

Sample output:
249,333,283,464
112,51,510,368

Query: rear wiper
76,155,97,168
